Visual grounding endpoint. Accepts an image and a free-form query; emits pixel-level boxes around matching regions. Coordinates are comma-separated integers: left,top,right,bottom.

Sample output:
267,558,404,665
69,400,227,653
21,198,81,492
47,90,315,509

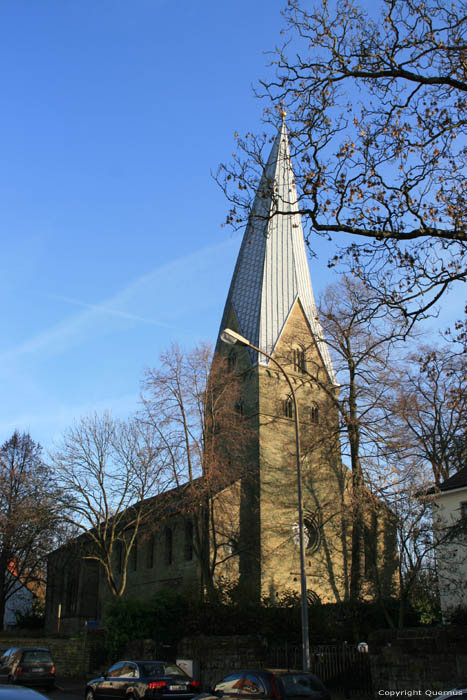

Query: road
42,680,84,699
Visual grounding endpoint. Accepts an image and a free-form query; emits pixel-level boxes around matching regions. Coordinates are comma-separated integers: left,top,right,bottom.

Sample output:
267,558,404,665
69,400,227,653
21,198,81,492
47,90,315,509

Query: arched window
310,402,319,425
282,397,294,418
293,347,307,373
146,534,155,569
165,527,173,565
184,521,193,561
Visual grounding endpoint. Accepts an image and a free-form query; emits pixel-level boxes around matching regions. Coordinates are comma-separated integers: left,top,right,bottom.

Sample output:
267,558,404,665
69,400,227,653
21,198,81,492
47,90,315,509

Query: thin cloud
0,236,238,362
42,293,175,327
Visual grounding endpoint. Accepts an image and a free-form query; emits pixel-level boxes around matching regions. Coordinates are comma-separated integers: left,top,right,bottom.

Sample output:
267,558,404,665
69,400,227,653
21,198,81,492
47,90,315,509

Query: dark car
196,670,285,700
0,685,49,698
197,670,330,700
0,647,55,690
85,660,201,700
276,671,331,700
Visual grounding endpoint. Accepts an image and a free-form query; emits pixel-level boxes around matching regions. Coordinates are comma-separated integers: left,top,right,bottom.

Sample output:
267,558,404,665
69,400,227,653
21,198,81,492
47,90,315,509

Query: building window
184,521,193,561
146,535,155,569
293,348,306,373
282,397,294,418
65,565,79,615
130,540,138,571
165,527,173,565
310,402,319,425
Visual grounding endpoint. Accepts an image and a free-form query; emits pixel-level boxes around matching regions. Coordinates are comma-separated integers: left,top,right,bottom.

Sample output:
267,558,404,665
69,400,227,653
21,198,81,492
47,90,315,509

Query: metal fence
263,643,372,698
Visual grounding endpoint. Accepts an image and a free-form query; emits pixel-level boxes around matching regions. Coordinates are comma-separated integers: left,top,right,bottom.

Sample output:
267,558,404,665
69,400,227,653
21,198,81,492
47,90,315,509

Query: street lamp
220,328,311,672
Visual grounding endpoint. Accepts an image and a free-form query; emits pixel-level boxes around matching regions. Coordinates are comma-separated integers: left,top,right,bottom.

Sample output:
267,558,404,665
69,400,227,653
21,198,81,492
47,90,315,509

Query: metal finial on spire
275,103,287,122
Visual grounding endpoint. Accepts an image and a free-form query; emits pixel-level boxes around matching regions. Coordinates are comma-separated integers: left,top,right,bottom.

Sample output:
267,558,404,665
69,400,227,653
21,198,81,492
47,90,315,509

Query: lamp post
220,328,311,672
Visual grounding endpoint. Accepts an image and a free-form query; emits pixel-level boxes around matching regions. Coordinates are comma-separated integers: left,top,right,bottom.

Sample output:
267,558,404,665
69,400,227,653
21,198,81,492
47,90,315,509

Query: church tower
216,119,350,604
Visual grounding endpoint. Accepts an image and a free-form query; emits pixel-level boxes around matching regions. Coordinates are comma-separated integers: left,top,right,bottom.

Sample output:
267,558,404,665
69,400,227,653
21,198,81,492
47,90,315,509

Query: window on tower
293,347,307,373
282,397,294,418
310,403,319,425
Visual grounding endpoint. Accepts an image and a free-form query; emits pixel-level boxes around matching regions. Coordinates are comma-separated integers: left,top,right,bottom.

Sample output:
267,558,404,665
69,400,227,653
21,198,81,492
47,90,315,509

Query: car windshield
22,650,53,664
140,663,188,678
281,674,325,695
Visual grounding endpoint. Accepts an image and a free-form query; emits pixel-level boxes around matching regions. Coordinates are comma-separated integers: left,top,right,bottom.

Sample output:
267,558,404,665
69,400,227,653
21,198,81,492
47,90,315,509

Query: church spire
218,121,336,384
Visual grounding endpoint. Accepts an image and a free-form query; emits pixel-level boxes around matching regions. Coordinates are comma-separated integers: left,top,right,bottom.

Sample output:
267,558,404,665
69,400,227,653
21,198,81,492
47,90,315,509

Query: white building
431,466,467,621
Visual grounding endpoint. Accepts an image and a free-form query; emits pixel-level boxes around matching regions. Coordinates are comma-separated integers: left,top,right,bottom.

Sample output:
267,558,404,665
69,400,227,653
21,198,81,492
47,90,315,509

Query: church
45,120,397,635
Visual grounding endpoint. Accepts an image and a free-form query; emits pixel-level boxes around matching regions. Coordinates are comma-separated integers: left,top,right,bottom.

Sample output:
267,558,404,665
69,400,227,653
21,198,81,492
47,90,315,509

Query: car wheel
85,689,95,700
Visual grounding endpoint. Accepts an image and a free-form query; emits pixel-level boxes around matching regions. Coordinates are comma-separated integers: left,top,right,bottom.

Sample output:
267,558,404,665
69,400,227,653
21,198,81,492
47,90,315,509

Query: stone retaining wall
0,634,106,677
369,626,467,695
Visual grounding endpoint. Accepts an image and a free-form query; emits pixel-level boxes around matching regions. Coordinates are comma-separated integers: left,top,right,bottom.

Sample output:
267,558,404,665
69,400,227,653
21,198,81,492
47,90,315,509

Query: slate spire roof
218,119,336,384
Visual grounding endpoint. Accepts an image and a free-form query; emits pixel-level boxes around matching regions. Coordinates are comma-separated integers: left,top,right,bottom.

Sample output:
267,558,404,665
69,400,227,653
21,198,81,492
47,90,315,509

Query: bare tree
368,462,439,627
140,343,254,600
390,347,467,487
51,412,168,598
218,0,467,324
0,431,61,627
286,277,408,601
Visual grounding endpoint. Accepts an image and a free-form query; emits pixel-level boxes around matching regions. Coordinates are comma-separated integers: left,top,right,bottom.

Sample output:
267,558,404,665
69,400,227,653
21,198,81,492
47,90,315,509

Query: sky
0,0,459,453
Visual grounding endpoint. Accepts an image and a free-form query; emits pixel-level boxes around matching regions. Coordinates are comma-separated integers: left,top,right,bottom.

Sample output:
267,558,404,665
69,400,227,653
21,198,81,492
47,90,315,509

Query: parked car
276,671,331,700
0,685,49,699
197,670,285,700
85,660,201,700
0,647,55,690
197,670,330,700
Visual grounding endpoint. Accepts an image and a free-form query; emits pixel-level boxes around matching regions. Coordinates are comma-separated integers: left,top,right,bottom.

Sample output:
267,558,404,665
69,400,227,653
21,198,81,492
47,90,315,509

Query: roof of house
216,118,336,383
435,465,467,493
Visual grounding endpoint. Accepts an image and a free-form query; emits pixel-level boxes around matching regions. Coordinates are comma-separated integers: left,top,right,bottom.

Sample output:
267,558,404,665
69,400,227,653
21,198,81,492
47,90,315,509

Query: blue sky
0,0,293,450
0,0,458,452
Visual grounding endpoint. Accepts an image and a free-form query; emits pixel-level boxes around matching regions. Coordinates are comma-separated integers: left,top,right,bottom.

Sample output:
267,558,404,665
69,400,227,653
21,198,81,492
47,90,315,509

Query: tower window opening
310,403,319,425
293,348,307,373
282,397,294,418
